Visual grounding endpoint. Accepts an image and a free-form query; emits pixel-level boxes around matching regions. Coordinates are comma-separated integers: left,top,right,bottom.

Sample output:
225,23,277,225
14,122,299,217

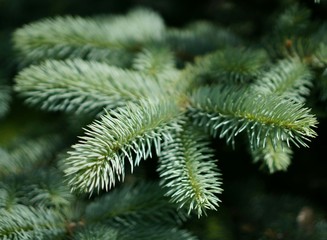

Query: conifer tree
1,1,327,239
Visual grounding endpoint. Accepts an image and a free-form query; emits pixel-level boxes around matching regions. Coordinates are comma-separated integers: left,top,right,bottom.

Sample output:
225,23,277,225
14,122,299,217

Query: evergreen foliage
0,84,11,119
1,0,327,239
158,124,222,217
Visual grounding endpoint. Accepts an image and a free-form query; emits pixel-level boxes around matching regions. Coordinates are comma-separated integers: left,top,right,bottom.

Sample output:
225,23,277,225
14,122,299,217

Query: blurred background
1,0,327,239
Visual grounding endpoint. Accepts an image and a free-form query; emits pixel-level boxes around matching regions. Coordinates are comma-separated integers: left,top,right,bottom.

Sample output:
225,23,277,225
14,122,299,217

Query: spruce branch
23,170,73,210
64,100,181,193
274,4,311,36
0,205,65,239
252,58,312,103
0,168,73,213
14,59,163,115
264,4,320,60
0,84,11,119
158,123,222,217
132,47,182,95
73,225,119,240
85,182,186,225
0,184,19,210
13,8,165,65
248,58,312,173
0,82,11,119
77,183,195,239
251,139,293,173
133,47,176,77
0,135,61,177
188,86,317,149
8,4,325,237
167,21,240,57
191,48,269,84
315,44,327,66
